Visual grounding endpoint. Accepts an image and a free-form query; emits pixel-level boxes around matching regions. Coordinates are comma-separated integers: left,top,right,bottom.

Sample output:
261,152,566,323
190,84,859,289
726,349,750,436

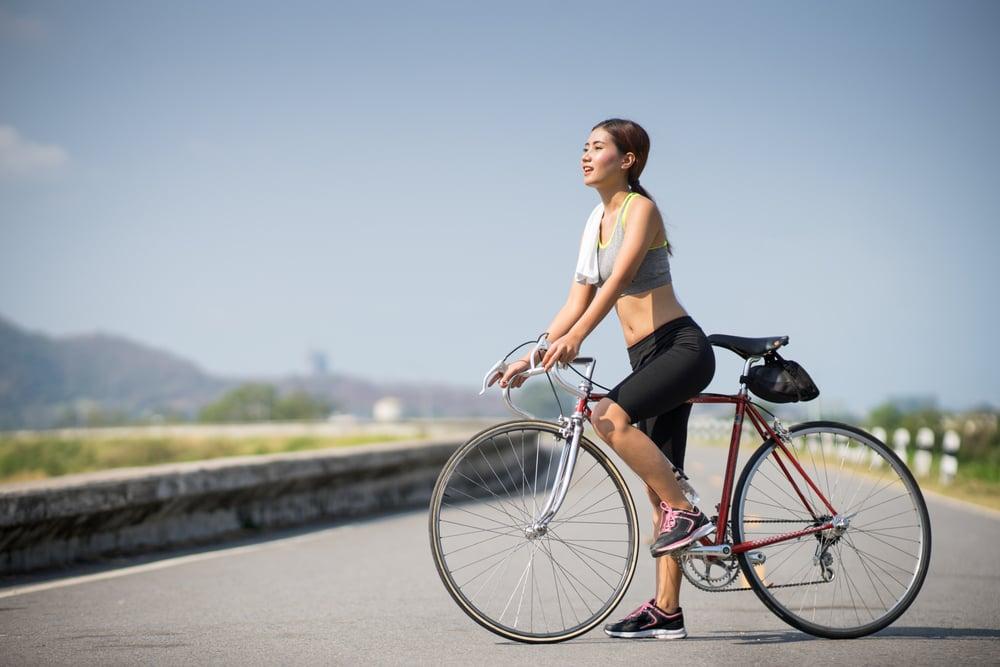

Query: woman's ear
620,152,636,171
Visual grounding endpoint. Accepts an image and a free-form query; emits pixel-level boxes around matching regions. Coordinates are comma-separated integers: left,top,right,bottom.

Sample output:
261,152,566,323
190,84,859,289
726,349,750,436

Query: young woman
489,118,716,640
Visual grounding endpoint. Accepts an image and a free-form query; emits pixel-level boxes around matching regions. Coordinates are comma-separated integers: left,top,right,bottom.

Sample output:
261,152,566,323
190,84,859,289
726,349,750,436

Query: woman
490,118,716,640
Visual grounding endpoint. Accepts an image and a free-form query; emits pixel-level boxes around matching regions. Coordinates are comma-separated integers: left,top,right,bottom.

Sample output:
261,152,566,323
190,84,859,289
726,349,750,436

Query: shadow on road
495,626,1000,647
871,626,1000,640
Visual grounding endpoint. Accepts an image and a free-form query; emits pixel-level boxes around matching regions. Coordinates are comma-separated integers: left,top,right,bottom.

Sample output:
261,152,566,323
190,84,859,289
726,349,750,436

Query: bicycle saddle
707,334,789,359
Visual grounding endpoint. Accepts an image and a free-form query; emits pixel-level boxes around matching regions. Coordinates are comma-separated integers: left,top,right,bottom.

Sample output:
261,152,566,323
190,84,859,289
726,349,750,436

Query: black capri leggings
605,315,715,471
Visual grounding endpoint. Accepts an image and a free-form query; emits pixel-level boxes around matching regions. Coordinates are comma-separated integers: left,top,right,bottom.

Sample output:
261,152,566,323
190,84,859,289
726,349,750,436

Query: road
1,443,997,665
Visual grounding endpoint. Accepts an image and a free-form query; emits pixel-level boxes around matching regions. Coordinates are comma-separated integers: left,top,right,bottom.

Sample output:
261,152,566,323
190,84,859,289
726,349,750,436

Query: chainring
677,523,742,592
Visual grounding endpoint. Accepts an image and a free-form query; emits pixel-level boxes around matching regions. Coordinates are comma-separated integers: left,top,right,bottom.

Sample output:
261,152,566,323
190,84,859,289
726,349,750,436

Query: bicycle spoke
547,528,621,586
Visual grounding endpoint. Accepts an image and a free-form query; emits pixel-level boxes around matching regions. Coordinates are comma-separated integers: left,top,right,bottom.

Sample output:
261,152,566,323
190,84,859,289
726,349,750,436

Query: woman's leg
641,403,693,612
595,328,713,511
647,485,684,612
590,398,691,509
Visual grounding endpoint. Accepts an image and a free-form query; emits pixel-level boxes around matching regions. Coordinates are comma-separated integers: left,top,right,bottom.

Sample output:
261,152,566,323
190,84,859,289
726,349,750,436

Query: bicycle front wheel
732,421,931,639
429,420,639,643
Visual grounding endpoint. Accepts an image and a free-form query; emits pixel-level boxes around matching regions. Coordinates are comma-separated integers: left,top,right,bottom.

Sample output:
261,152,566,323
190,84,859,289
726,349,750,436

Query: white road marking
0,525,351,600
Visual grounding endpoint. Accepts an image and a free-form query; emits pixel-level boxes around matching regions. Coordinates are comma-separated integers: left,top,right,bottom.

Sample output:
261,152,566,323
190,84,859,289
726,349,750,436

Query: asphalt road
1,443,998,665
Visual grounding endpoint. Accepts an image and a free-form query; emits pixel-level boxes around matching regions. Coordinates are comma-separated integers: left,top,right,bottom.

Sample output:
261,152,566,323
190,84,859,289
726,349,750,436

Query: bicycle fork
524,416,585,539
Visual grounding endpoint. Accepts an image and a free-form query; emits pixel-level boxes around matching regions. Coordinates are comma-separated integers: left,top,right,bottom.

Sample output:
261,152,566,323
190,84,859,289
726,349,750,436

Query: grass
0,432,418,484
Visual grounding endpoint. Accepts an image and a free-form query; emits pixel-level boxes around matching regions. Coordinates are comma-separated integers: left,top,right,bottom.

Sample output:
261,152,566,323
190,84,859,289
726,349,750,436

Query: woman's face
581,127,630,187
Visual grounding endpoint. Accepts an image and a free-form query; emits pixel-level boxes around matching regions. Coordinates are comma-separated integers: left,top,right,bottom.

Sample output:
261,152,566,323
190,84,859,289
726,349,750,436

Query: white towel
574,202,605,284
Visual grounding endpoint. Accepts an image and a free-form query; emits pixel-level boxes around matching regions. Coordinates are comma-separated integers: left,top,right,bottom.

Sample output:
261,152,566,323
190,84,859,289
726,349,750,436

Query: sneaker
604,599,687,639
650,502,713,556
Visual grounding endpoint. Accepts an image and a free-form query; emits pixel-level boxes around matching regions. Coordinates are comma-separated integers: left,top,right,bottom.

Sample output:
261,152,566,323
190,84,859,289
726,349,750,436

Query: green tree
199,384,279,423
199,384,332,423
274,391,332,420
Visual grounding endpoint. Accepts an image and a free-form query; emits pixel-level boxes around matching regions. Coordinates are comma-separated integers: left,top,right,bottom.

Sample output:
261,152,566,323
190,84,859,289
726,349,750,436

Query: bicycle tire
731,420,931,639
429,419,639,643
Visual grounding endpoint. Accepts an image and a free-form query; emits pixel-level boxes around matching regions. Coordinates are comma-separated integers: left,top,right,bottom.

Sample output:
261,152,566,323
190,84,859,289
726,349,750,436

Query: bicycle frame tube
687,392,838,552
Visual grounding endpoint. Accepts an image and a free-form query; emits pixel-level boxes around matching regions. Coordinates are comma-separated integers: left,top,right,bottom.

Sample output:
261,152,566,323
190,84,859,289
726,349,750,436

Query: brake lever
528,334,550,371
479,359,508,395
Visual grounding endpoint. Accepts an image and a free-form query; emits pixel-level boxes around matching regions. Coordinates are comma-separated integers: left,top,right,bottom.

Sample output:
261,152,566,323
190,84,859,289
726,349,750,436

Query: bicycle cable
750,401,779,422
565,361,613,392
501,339,540,363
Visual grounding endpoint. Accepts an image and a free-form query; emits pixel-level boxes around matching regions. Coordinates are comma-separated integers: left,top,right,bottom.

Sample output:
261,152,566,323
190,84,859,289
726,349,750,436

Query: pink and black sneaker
604,599,687,639
650,502,713,556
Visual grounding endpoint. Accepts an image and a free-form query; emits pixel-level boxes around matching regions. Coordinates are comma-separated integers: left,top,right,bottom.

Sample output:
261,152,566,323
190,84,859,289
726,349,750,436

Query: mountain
0,315,503,430
0,315,227,429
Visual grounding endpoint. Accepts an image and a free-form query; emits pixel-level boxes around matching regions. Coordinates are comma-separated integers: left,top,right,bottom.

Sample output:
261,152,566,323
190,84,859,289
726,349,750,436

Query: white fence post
892,427,910,465
871,426,887,468
914,427,934,478
940,429,961,485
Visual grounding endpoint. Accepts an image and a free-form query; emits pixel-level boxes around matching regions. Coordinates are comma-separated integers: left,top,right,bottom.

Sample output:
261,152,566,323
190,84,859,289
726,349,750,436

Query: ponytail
628,177,673,256
627,176,653,201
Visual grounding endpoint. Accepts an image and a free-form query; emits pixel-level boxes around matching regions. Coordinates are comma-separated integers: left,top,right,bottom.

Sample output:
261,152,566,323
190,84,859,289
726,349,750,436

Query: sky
1,1,998,415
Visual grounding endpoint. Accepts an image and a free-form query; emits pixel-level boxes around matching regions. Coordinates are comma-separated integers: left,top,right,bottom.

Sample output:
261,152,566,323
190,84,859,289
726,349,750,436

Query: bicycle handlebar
479,335,596,419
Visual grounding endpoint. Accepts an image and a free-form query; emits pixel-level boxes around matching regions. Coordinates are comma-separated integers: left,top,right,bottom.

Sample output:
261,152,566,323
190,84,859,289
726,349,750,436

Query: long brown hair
592,118,653,200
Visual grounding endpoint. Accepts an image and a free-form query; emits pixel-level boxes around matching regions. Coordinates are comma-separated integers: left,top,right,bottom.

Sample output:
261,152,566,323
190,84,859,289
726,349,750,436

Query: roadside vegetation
0,432,415,484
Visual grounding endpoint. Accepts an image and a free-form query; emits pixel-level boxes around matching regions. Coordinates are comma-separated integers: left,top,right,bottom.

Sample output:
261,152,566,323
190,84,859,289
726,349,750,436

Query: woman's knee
590,398,632,445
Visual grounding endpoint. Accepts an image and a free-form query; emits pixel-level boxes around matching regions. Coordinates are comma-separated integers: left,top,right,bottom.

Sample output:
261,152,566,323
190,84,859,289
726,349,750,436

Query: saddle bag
744,351,820,403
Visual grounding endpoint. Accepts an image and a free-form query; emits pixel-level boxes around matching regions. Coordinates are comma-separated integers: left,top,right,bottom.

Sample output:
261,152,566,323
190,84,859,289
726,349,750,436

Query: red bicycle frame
575,390,839,554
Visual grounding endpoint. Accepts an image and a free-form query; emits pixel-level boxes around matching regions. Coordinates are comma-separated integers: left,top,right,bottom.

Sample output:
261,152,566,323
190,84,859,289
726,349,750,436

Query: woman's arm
541,197,661,369
524,280,596,365
491,280,596,388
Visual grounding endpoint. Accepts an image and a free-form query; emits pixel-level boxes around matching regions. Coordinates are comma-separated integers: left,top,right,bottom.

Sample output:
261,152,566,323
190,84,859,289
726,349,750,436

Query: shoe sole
649,523,715,557
604,628,688,639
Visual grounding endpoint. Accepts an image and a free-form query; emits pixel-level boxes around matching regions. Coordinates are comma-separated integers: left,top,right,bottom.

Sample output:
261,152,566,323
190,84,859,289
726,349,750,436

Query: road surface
1,443,997,665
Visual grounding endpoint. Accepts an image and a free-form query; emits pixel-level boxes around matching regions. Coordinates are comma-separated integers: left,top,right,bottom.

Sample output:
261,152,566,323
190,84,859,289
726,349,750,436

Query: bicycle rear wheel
429,420,639,643
732,420,931,638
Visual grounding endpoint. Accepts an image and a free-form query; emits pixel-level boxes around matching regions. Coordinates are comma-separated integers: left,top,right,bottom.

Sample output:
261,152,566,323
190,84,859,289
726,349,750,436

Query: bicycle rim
732,421,931,639
429,420,639,643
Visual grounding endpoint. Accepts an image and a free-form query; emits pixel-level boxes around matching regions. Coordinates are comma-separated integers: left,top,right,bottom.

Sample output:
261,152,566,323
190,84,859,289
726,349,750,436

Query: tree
198,384,332,423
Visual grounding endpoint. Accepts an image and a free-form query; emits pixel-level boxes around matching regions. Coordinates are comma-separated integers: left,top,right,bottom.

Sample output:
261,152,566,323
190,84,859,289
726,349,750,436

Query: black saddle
707,334,789,359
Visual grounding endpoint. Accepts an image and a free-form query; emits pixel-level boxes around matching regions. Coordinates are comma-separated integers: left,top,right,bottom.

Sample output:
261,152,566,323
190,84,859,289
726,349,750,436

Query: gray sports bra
596,192,672,295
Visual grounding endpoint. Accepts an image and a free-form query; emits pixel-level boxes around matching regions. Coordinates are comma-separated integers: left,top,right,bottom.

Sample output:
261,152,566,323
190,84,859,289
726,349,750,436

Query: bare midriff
615,282,689,347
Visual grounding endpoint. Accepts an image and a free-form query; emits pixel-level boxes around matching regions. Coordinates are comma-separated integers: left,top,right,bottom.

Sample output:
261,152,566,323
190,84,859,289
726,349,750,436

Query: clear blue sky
1,1,998,414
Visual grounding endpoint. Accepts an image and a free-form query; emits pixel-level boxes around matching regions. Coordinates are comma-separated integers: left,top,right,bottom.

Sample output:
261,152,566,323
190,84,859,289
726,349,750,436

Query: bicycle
428,333,931,643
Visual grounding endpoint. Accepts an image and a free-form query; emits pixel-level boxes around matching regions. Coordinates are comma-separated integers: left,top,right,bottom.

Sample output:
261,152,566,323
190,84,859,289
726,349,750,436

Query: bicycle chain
682,576,831,593
680,518,833,593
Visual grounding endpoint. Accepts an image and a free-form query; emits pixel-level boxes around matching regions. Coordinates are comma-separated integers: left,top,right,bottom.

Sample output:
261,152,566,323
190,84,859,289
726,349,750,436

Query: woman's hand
541,332,582,371
488,358,531,389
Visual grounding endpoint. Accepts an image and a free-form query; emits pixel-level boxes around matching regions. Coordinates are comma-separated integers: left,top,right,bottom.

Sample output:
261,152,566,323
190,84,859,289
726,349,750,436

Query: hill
0,315,503,429
0,315,228,428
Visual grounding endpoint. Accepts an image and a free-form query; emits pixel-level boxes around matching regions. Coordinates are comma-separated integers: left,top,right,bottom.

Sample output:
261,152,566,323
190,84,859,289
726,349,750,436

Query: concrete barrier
0,438,484,575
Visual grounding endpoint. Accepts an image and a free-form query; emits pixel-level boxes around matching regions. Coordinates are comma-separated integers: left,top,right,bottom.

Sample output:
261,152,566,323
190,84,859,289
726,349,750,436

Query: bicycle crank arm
684,544,733,558
683,544,766,566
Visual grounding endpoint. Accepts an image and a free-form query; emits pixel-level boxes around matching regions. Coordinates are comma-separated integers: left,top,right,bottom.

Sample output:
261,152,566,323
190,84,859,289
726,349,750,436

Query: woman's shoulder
623,193,662,223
